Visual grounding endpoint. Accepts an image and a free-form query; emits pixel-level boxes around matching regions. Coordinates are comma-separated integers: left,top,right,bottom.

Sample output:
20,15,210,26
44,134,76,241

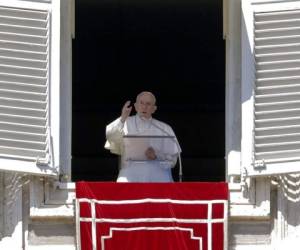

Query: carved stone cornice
29,176,75,220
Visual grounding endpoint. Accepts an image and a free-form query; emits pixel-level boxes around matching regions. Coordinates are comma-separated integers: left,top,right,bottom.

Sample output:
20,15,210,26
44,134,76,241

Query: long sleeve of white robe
104,117,125,155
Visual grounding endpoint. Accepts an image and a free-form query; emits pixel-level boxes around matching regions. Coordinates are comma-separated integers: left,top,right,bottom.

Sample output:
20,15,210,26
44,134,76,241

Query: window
242,0,300,176
0,0,60,175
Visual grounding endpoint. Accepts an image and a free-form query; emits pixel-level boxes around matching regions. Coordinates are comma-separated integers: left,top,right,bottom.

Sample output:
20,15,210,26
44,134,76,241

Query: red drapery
76,182,228,250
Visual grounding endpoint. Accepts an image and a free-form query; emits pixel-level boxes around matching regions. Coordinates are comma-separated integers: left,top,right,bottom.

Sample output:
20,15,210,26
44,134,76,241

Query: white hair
136,91,156,104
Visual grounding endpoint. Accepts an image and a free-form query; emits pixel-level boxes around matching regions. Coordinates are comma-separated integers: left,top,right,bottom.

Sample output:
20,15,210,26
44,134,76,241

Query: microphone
150,122,183,182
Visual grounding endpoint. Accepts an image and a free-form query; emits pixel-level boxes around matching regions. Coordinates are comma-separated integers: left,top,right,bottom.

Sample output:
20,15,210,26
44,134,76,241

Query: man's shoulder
152,118,171,129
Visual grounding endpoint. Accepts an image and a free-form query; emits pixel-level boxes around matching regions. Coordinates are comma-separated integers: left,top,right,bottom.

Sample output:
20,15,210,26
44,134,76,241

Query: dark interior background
72,0,225,182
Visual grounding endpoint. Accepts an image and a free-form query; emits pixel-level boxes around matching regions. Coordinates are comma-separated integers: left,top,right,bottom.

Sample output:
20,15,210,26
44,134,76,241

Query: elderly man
105,91,181,182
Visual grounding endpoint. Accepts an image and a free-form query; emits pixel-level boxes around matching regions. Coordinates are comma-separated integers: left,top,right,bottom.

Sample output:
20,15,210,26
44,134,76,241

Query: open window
0,0,61,176
242,1,300,176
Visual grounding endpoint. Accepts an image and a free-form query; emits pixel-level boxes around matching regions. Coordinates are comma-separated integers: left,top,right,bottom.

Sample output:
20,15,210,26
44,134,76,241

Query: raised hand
121,100,132,123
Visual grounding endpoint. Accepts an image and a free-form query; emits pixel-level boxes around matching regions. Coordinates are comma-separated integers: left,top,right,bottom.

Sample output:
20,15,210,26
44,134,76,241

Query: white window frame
241,0,300,177
0,0,61,176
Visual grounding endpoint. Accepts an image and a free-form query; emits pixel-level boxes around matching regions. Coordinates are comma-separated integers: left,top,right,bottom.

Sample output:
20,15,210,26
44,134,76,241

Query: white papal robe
105,115,181,182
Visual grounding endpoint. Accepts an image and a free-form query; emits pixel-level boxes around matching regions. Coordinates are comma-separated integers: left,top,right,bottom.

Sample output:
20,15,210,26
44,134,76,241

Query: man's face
134,93,157,119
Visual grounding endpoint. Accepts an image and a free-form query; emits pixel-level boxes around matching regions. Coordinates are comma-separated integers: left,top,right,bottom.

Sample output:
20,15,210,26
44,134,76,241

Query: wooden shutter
0,1,59,175
243,1,300,176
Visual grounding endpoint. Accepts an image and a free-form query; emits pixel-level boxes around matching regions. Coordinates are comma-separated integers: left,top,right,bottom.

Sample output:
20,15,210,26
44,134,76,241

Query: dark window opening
72,0,225,182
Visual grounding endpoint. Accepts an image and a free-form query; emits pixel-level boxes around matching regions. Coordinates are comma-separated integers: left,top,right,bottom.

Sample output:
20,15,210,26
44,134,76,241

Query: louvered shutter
0,1,60,175
242,1,300,176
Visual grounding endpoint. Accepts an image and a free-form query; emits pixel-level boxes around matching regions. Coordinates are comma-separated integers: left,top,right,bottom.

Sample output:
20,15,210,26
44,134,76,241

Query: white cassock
105,115,181,182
